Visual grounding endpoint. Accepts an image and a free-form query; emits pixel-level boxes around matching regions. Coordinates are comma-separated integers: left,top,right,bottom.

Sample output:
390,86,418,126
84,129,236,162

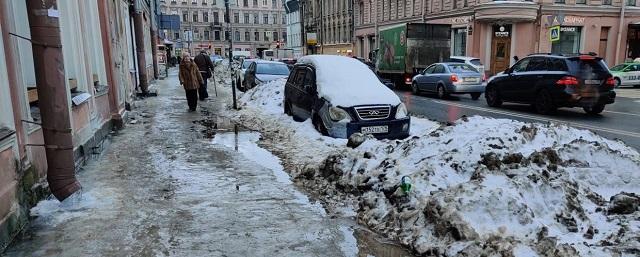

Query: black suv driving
485,54,616,114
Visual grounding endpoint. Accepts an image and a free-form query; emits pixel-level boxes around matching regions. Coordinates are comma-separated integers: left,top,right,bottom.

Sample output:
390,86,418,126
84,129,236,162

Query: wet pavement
3,69,414,257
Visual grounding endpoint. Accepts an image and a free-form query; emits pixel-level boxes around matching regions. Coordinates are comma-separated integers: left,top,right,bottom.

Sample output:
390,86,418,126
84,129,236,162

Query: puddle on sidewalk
212,131,415,257
192,115,244,139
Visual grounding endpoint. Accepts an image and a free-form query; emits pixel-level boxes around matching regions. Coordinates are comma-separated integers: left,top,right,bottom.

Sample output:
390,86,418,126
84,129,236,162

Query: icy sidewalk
3,69,359,257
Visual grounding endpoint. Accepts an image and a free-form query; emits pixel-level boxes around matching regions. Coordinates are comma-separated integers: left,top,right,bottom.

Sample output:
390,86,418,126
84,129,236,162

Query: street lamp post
225,0,238,109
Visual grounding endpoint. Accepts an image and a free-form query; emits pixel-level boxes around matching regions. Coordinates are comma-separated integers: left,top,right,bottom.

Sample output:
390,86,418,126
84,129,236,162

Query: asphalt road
397,87,640,150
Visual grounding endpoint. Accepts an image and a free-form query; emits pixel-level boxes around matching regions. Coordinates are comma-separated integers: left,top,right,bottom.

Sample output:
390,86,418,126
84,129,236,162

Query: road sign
550,26,560,42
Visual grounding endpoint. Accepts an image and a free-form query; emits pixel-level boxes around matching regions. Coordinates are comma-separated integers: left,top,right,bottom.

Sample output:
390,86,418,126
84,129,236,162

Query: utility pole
225,0,238,109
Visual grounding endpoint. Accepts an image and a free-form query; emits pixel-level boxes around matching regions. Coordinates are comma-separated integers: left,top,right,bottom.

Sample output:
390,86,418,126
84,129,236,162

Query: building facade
301,0,355,55
285,0,303,57
354,0,640,75
160,0,287,57
0,0,159,251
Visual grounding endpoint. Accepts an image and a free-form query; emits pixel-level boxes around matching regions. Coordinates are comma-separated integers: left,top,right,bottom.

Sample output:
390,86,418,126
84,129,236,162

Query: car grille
354,105,391,120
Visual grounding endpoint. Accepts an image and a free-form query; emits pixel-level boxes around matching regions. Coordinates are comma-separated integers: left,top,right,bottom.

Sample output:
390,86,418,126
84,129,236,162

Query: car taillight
556,76,578,86
605,77,615,87
579,55,595,60
450,74,459,83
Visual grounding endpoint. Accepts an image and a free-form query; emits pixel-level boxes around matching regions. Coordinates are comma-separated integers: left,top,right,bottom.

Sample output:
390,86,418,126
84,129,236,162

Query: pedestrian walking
179,52,203,112
194,50,215,101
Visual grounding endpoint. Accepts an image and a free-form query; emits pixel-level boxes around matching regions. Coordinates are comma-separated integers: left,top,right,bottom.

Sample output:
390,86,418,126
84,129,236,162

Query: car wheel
485,86,502,107
534,89,556,115
471,93,481,100
411,82,419,95
614,78,621,88
436,84,448,99
583,104,605,115
312,114,328,136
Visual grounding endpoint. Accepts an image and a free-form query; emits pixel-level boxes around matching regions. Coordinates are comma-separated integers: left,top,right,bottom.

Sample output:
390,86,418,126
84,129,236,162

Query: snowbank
231,79,640,257
298,55,400,107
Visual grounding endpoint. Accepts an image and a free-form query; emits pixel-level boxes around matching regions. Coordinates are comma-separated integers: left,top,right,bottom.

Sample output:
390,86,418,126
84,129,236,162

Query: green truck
373,23,451,87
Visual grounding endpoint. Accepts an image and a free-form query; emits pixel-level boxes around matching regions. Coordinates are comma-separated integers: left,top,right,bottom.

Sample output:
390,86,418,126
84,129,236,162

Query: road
398,87,640,150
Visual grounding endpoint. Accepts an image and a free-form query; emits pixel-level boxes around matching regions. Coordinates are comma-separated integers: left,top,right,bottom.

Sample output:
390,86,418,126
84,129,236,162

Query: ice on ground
30,191,110,226
297,55,400,107
230,72,640,257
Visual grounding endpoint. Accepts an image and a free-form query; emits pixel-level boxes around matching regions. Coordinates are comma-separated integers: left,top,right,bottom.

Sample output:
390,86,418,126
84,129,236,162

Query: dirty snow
230,65,640,257
297,55,401,107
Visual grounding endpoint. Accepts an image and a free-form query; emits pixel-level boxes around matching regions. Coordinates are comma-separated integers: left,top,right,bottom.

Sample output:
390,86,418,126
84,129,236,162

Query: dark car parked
485,54,616,114
284,55,410,139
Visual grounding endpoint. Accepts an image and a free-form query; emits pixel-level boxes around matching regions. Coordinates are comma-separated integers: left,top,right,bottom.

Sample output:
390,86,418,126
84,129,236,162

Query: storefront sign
550,26,560,42
560,27,577,32
494,26,509,37
546,13,586,26
451,16,472,25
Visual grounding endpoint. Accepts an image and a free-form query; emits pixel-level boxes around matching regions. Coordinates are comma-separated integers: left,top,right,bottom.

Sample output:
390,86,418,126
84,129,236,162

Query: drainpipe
0,1,27,158
26,0,81,201
151,28,159,79
97,0,123,129
534,4,542,52
133,0,150,93
615,5,626,64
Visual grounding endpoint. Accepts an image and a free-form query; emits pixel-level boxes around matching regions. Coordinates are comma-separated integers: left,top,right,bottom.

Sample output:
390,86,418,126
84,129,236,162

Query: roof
253,60,287,65
297,55,400,107
448,56,480,60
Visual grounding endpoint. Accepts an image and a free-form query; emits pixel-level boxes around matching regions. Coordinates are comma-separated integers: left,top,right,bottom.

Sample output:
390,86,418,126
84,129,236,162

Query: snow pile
231,78,640,257
298,55,400,107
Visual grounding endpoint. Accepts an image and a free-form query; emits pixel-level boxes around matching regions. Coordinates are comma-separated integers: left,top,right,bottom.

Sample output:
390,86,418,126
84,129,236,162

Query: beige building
301,0,355,55
354,0,640,75
160,0,287,57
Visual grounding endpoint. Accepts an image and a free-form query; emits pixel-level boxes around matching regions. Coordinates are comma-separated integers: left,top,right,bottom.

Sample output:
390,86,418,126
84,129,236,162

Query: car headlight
329,107,351,121
395,103,408,119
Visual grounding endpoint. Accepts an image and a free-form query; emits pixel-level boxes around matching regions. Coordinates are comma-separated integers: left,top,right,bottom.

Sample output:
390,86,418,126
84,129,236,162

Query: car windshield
610,64,626,71
242,61,254,69
470,59,483,66
447,64,478,73
256,63,290,75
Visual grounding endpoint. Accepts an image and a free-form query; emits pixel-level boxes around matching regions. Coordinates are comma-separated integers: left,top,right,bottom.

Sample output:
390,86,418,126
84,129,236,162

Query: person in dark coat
193,50,215,100
179,52,203,112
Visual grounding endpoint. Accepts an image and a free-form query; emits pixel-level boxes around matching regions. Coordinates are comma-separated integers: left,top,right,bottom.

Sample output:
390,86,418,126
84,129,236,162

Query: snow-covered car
243,60,290,90
235,59,256,91
609,62,640,87
284,55,410,139
446,56,485,76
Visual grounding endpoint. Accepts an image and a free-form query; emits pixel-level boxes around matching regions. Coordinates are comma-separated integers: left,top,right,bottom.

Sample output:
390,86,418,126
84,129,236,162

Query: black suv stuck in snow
485,54,616,115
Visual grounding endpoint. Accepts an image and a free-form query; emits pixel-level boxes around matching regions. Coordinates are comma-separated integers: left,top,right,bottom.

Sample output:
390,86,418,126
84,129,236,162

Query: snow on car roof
297,55,400,107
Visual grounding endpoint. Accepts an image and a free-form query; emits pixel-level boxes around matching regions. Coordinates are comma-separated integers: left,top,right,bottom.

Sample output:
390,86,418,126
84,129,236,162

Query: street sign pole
225,0,237,110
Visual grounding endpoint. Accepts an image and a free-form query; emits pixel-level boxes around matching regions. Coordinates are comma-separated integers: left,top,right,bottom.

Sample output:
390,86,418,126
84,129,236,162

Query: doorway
491,25,511,75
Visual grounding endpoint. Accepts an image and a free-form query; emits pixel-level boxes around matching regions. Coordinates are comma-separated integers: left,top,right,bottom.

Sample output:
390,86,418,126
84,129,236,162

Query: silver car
411,63,485,100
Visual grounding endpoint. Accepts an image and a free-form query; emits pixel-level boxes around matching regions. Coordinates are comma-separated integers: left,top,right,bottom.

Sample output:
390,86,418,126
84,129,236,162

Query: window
263,0,267,5
549,58,568,71
193,12,198,22
253,0,258,6
245,31,250,41
273,32,279,41
243,0,248,6
433,65,445,74
214,30,221,40
272,15,277,24
235,31,240,41
552,27,582,54
234,13,239,23
263,14,269,24
203,12,209,22
452,28,467,56
282,32,287,42
423,65,436,74
183,11,188,22
244,14,250,23
526,57,548,72
264,31,270,41
204,30,210,40
272,0,277,7
554,0,565,3
214,12,219,23
512,58,530,73
603,0,612,4
254,31,260,41
627,0,636,5
254,14,259,24
174,32,180,39
576,0,586,4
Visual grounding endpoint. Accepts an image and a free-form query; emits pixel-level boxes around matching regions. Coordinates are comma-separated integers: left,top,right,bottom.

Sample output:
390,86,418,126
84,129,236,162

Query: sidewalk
2,69,358,257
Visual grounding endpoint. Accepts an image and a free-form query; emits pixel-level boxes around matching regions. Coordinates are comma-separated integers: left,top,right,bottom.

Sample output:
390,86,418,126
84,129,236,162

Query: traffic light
276,40,280,49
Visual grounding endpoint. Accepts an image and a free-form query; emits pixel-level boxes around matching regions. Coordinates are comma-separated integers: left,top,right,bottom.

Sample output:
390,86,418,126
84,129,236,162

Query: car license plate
464,78,479,83
361,126,388,134
584,80,601,85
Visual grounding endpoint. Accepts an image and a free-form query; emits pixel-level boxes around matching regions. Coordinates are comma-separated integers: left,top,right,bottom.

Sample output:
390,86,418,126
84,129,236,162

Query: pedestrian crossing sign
550,26,560,42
